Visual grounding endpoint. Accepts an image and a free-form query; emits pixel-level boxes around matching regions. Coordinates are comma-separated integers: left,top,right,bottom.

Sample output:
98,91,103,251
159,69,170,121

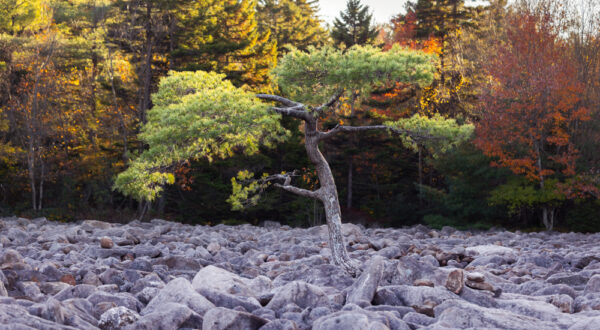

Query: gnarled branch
268,172,321,200
256,94,311,121
256,94,301,107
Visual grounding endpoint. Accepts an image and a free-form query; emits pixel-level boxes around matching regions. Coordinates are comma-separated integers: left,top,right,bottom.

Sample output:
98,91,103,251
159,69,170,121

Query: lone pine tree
114,45,473,275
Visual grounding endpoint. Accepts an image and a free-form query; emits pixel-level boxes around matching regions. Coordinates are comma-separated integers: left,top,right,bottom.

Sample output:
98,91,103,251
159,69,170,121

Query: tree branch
274,183,321,199
256,94,301,107
272,106,311,120
312,89,345,113
256,94,311,121
268,172,321,200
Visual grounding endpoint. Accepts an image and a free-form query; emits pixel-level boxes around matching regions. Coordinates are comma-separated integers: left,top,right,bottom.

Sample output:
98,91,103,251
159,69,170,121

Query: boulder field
1,216,600,329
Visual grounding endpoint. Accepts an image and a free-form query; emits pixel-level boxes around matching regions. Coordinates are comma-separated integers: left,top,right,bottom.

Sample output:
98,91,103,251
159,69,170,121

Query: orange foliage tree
474,8,590,229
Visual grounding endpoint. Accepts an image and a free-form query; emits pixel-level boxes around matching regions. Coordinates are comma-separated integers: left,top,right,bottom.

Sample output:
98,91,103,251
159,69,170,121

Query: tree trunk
140,1,153,126
305,119,359,275
347,159,353,209
542,207,555,231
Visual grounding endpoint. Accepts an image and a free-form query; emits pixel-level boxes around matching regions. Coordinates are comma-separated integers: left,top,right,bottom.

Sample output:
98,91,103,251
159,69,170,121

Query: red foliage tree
474,8,590,229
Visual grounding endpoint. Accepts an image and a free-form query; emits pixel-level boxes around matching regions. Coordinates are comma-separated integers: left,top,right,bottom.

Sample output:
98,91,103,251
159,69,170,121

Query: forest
1,0,599,232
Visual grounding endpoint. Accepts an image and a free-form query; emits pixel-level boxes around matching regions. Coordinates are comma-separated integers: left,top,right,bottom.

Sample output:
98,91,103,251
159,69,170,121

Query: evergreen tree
331,0,378,47
174,0,277,90
257,0,328,53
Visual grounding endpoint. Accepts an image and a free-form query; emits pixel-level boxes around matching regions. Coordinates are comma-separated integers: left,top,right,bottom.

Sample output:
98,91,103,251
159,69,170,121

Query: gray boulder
196,287,262,312
98,306,140,330
143,277,214,316
192,265,255,297
202,307,268,330
373,285,458,307
432,299,561,329
266,281,330,313
127,302,203,330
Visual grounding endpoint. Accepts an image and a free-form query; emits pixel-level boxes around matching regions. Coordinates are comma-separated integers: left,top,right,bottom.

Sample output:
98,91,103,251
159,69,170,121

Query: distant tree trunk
542,207,554,231
347,159,353,209
140,1,153,126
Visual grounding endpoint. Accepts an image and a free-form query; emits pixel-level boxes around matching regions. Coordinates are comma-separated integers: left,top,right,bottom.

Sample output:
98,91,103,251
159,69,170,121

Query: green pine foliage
258,0,328,53
114,71,288,201
331,0,379,47
174,0,277,89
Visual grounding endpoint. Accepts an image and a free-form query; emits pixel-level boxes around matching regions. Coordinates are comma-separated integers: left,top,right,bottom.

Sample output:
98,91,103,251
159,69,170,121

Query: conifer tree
114,45,473,274
174,0,277,89
331,0,378,47
257,0,328,53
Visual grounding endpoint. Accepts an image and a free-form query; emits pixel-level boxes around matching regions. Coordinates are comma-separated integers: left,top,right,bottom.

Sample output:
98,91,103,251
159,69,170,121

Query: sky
318,0,409,25
317,0,493,25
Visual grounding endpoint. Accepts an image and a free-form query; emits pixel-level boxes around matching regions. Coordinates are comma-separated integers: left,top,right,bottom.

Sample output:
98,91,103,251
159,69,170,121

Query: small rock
467,272,485,283
99,306,140,330
207,242,221,254
445,269,465,294
100,237,114,249
413,279,434,287
465,280,501,297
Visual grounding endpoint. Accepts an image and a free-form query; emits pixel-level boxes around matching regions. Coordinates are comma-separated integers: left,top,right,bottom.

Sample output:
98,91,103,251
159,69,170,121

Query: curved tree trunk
304,119,359,275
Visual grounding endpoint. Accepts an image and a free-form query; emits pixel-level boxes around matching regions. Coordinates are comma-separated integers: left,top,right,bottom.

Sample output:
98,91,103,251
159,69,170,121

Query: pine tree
174,0,277,90
331,0,378,47
257,0,328,53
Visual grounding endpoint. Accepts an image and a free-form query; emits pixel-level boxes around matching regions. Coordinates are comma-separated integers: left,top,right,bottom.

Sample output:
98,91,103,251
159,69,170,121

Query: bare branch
256,94,301,107
256,94,312,121
312,89,345,113
272,106,311,120
274,183,321,199
266,172,321,200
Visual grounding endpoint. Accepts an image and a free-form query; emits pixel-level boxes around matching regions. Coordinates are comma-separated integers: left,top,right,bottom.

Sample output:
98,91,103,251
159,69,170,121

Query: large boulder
192,265,255,297
266,281,330,314
196,287,262,312
373,285,459,308
143,277,214,316
432,299,561,329
127,302,203,330
202,307,268,330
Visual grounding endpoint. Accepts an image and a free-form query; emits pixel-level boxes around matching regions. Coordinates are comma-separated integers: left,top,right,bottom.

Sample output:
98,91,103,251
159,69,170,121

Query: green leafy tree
331,0,378,47
115,45,473,274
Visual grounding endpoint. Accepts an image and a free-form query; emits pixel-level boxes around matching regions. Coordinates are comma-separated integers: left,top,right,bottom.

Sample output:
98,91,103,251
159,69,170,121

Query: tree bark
304,118,359,275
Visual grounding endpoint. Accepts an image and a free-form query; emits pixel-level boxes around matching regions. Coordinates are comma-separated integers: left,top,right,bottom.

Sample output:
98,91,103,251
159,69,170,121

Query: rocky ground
1,217,600,329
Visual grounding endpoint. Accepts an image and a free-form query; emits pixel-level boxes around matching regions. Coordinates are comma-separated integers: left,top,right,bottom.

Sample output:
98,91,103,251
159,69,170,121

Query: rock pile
1,216,600,329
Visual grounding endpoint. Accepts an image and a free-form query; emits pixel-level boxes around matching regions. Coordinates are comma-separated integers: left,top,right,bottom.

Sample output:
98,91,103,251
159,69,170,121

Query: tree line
1,0,599,232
